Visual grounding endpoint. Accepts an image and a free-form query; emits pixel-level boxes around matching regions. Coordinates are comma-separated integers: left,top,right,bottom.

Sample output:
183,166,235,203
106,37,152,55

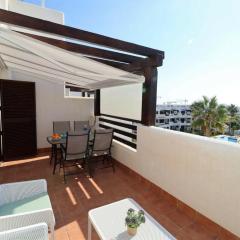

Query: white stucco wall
112,126,240,237
2,70,94,148
0,0,64,39
0,1,94,148
0,0,8,9
101,84,143,121
1,0,64,24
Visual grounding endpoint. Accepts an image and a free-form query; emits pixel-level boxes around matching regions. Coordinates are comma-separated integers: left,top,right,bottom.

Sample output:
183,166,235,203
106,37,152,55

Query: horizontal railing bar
101,114,141,123
99,117,137,130
113,135,136,149
99,123,137,140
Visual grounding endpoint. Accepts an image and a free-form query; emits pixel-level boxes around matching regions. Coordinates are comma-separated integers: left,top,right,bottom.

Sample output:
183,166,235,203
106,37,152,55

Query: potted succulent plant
125,208,145,236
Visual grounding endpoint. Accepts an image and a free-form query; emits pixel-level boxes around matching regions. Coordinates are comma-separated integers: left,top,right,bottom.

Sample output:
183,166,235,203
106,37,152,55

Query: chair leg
110,155,115,172
59,162,61,173
63,163,66,184
86,158,92,178
90,157,95,177
50,145,54,165
59,149,64,173
102,155,105,165
50,225,55,240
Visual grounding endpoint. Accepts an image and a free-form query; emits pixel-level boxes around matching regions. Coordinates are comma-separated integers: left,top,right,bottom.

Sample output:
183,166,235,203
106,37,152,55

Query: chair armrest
0,208,55,232
0,223,48,240
0,179,47,206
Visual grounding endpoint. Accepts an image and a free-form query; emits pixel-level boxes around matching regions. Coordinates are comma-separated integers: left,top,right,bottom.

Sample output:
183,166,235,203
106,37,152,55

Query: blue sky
27,0,240,105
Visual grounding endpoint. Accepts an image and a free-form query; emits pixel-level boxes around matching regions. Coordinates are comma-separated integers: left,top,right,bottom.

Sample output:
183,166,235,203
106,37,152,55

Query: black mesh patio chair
53,121,71,134
50,121,71,165
61,131,90,183
74,121,90,131
89,128,114,175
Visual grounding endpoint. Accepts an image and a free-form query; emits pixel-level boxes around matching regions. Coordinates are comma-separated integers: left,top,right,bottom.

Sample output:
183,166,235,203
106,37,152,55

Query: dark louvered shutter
1,80,37,160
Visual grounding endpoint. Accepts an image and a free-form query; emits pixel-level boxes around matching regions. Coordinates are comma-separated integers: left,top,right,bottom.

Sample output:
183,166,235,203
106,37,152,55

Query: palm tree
227,104,240,135
191,96,228,136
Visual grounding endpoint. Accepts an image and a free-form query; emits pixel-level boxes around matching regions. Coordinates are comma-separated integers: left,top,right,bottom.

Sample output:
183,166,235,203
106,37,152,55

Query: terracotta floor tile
195,212,221,236
177,200,197,220
1,154,238,240
176,229,195,240
182,223,219,240
218,227,240,240
165,208,194,229
154,214,182,237
55,226,69,240
154,198,177,216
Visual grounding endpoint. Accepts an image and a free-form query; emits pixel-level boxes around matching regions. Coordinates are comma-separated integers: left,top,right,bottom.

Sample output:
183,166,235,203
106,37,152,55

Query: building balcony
0,7,239,240
1,126,240,239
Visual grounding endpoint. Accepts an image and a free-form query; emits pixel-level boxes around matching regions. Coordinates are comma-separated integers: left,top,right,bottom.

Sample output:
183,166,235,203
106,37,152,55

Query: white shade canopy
0,25,144,89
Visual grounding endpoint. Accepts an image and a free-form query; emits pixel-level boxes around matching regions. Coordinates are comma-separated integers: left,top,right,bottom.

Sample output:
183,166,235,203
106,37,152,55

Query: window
159,119,165,124
173,110,179,115
165,110,170,116
65,84,94,99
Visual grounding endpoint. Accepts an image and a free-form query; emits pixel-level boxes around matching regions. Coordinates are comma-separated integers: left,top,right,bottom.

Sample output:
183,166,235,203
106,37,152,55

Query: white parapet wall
1,0,64,24
0,0,64,39
112,125,240,237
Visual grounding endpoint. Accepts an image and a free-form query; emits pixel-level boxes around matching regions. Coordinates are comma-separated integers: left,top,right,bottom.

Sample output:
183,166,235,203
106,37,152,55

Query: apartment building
156,103,192,132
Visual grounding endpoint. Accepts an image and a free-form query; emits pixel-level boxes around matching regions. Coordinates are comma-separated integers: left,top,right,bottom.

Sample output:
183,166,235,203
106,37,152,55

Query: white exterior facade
0,0,64,24
156,104,192,132
0,0,94,148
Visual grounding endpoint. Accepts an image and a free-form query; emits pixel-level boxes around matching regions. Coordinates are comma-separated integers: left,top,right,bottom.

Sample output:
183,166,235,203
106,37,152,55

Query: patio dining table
47,130,94,174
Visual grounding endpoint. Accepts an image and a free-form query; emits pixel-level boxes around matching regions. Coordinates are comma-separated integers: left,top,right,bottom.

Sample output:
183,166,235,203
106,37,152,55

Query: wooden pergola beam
0,9,164,126
17,32,163,72
88,57,129,70
123,54,163,72
0,9,164,58
16,32,161,73
19,32,142,64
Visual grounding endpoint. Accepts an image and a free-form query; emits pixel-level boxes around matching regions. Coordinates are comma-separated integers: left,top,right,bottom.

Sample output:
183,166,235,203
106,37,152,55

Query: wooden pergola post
94,90,101,116
141,67,158,126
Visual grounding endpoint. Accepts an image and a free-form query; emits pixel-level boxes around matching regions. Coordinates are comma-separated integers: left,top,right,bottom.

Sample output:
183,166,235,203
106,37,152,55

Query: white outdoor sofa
0,223,48,240
0,179,55,240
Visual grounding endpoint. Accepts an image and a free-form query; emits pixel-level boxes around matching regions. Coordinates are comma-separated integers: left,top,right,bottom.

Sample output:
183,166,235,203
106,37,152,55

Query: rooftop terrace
0,3,240,239
0,153,239,240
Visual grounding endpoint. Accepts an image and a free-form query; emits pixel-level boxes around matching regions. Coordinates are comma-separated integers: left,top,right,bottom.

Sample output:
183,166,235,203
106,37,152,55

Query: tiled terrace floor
0,154,239,240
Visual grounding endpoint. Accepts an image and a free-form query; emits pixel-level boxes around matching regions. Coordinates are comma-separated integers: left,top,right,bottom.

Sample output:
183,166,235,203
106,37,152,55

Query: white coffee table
88,198,176,240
